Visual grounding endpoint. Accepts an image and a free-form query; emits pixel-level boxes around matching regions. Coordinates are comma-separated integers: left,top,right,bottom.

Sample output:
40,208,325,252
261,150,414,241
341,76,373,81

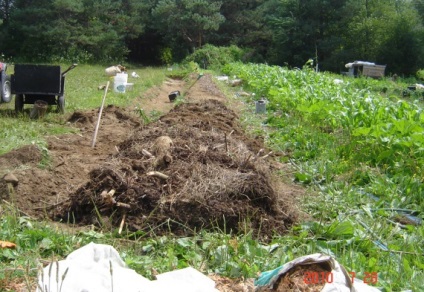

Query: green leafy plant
184,44,244,71
160,47,173,66
416,69,424,81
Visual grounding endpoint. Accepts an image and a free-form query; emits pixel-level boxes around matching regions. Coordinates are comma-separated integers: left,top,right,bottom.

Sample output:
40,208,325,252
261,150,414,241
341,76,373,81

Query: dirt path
133,74,226,115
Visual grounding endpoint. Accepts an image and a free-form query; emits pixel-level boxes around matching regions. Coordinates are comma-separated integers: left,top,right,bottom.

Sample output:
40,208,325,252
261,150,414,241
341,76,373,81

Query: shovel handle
62,63,78,77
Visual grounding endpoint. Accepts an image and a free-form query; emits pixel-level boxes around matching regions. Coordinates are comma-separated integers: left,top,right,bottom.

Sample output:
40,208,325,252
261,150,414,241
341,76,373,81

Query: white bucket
114,73,128,93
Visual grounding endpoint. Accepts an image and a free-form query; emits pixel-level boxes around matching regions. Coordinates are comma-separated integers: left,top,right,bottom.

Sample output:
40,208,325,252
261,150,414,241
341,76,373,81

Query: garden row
223,62,424,290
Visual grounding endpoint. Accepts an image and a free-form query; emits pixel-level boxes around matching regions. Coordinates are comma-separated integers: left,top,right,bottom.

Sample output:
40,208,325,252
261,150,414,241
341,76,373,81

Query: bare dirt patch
1,74,302,239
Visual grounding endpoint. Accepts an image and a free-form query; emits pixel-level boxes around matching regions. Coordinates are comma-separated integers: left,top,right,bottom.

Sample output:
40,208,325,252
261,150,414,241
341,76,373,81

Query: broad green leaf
294,172,312,184
325,221,354,238
1,249,17,260
177,237,192,248
352,127,371,136
377,149,395,162
142,244,154,253
39,238,53,250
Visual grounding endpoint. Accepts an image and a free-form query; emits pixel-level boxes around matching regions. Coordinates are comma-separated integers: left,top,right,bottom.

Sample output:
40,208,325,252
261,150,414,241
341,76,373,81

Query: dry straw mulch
58,100,298,238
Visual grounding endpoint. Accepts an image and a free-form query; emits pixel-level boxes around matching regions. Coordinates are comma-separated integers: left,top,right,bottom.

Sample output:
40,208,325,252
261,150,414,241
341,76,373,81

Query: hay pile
59,100,296,237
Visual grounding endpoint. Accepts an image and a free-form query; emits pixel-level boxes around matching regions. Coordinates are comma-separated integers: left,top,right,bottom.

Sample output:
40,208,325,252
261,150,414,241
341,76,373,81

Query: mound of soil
1,74,302,239
58,100,297,237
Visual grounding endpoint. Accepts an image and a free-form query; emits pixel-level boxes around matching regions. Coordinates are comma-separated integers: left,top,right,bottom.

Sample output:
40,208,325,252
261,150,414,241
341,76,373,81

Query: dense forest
0,0,423,75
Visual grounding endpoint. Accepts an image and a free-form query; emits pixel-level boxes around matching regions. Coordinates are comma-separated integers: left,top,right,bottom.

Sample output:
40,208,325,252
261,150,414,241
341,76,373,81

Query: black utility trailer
11,64,77,113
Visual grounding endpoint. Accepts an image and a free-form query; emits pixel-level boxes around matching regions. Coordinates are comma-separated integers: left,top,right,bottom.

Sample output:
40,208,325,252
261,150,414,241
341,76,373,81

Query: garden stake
183,73,204,95
92,81,110,148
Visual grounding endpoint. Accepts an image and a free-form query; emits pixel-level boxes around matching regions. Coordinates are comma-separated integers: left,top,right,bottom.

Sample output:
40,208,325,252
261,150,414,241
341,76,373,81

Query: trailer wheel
15,94,24,113
1,75,12,103
57,95,65,113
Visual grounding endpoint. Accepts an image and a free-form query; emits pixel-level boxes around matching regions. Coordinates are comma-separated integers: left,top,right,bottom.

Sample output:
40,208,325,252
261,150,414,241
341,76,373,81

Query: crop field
223,62,424,290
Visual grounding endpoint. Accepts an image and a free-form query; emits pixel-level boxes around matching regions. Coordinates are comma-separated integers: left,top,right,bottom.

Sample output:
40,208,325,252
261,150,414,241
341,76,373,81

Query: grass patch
62,64,167,111
0,65,167,156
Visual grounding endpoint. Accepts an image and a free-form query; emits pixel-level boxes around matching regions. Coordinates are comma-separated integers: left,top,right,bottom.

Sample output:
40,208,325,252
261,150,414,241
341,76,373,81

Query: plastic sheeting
36,242,218,292
255,253,381,292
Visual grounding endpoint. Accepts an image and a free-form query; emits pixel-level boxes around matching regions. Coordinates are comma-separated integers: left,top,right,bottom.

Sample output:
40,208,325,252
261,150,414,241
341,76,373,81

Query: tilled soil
0,74,302,239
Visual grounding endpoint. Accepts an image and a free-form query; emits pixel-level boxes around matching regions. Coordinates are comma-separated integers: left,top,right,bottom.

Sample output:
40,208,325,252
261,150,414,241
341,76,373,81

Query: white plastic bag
37,242,218,292
255,253,380,292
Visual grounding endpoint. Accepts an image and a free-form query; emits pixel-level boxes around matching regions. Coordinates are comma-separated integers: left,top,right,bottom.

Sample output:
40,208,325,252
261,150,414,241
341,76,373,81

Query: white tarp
36,242,218,292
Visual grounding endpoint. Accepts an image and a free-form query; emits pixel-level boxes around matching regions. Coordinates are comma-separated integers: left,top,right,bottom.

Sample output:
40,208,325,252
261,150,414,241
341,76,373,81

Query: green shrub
184,44,245,71
416,69,424,81
160,47,173,65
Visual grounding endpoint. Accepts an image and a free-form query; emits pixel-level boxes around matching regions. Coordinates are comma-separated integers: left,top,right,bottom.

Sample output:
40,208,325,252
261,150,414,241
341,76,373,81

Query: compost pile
58,100,297,237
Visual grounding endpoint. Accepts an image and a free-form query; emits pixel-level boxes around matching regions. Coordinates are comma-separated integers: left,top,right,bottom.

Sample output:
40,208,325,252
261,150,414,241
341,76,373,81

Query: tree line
0,0,423,75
